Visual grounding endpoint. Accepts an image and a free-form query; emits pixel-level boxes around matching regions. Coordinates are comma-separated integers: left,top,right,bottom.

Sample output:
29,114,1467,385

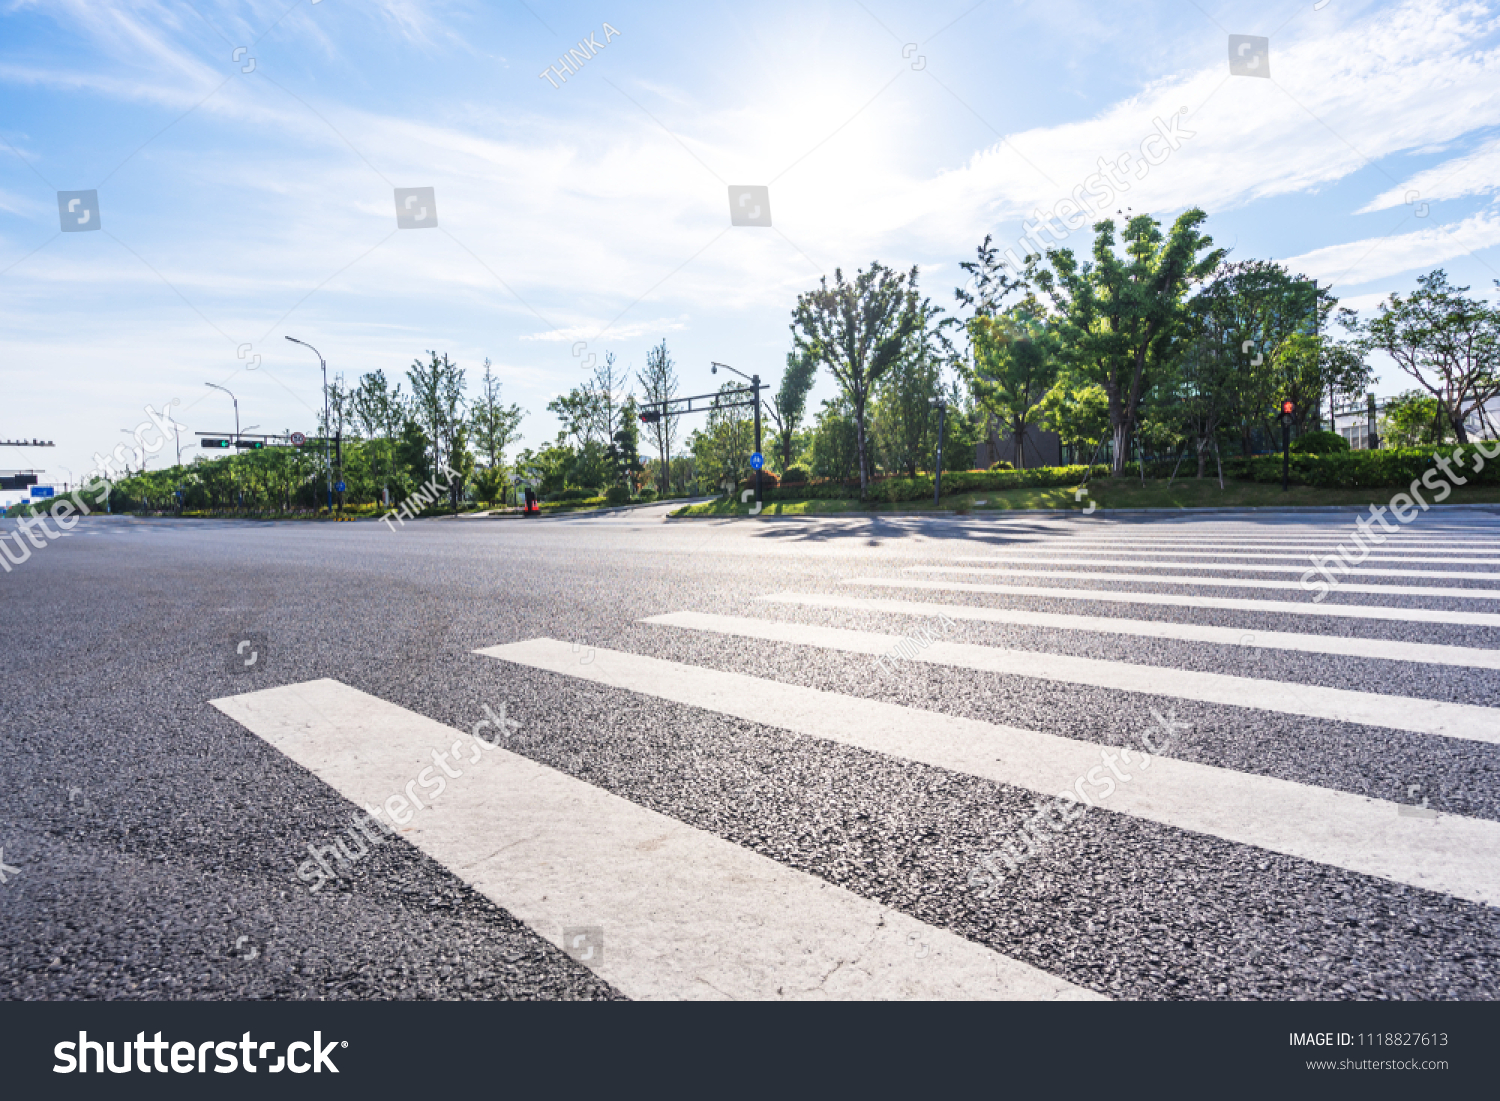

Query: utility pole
711,362,764,509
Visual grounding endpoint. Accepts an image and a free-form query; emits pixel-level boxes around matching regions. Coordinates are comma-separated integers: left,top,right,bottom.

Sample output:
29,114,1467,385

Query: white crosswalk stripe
757,592,1500,670
475,640,1500,906
213,524,1500,1002
936,556,1500,581
211,678,1096,1001
903,565,1500,599
843,577,1500,627
640,611,1499,743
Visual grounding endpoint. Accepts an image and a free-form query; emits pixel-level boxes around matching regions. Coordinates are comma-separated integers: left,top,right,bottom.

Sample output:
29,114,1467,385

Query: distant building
975,417,1062,468
1330,393,1500,448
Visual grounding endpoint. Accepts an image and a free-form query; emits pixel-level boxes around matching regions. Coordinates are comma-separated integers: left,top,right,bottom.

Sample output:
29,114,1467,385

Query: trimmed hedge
744,466,1113,503
1224,444,1500,489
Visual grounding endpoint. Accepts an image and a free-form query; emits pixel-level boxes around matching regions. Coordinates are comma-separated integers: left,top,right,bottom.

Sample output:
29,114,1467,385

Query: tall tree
764,348,819,474
636,340,680,495
352,369,405,505
1348,269,1500,444
873,299,946,476
1029,212,1224,475
470,357,526,469
963,299,1059,470
406,350,467,500
791,262,920,498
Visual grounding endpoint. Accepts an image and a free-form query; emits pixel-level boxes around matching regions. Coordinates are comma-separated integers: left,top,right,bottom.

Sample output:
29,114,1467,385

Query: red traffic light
639,410,662,424
1281,400,1295,415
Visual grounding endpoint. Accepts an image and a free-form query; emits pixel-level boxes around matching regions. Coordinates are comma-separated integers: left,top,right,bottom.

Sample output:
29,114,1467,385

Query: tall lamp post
285,336,332,512
711,361,762,509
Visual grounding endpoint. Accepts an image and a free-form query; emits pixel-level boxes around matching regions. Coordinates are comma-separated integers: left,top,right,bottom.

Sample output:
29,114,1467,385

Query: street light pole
285,336,331,512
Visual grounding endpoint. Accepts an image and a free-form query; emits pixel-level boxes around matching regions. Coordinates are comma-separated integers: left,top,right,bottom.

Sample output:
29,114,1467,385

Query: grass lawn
669,478,1500,517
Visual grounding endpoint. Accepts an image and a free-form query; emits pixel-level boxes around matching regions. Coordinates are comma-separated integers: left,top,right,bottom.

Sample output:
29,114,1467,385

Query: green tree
1379,390,1447,448
1029,212,1224,475
963,300,1059,470
791,262,921,498
873,298,946,476
1348,269,1500,444
636,340,680,495
765,348,819,474
809,398,860,483
470,358,526,470
1034,379,1110,465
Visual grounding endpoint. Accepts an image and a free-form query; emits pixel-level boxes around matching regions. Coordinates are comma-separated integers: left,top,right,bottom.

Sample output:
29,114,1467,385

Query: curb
666,502,1500,520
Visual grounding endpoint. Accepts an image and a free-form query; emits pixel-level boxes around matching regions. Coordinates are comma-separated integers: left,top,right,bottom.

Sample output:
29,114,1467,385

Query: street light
711,362,763,509
120,429,154,474
285,335,332,512
205,382,240,439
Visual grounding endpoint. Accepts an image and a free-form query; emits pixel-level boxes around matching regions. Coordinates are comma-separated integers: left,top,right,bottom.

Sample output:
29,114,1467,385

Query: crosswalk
212,519,1500,999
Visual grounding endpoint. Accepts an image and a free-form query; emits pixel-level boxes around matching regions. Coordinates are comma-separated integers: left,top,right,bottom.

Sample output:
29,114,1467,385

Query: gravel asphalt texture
2,504,1498,1001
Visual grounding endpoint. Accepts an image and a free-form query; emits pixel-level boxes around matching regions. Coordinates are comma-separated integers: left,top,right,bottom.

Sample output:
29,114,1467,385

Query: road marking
935,556,1500,580
954,551,1500,566
478,641,1500,907
902,566,1500,600
758,592,1500,670
210,678,1093,1001
643,611,1499,744
844,577,1500,628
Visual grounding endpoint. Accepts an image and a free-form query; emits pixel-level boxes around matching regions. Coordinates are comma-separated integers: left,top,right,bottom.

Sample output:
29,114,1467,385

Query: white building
1330,394,1500,448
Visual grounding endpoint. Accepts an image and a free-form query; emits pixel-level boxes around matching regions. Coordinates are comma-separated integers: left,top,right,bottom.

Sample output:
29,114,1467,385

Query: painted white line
954,552,1500,568
933,557,1500,580
903,566,1500,600
643,611,1500,744
843,577,1500,628
758,592,1500,671
210,678,1093,1001
479,641,1500,907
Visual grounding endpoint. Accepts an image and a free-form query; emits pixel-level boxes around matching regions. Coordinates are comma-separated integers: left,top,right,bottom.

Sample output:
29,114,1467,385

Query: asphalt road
2,503,1499,1000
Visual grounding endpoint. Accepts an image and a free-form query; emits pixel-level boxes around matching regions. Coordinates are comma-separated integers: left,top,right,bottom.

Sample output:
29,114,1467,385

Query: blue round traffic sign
334,481,346,493
750,452,764,470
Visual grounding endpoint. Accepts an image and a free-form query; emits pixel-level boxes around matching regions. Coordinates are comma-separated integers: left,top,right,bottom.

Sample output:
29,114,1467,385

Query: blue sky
3,0,1499,500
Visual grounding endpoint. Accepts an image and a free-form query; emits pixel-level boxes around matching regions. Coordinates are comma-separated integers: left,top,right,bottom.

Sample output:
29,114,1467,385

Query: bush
604,485,632,505
636,487,658,502
1225,443,1500,488
551,487,596,502
1291,430,1351,455
753,465,1114,503
736,471,780,492
780,465,810,485
987,460,1013,471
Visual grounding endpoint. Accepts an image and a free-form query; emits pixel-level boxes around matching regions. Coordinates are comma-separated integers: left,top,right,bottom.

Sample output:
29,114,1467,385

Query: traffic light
201,438,231,449
235,439,265,450
1280,400,1296,416
639,410,662,424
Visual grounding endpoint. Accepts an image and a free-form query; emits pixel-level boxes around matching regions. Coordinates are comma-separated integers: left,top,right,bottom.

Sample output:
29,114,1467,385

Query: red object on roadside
524,487,540,515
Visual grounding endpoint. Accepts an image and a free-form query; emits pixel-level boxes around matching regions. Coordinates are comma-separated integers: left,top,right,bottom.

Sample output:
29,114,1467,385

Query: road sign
334,481,346,493
750,451,764,470
30,486,55,498
290,432,306,447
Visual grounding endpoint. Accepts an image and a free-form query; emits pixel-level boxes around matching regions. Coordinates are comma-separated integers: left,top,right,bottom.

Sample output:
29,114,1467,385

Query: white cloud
1280,206,1500,286
1357,132,1500,212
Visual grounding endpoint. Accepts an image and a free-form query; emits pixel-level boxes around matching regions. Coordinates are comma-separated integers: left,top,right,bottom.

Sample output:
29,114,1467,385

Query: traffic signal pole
753,373,762,510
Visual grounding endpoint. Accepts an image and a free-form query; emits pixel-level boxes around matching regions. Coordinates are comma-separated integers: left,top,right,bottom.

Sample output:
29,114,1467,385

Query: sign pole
753,374,763,510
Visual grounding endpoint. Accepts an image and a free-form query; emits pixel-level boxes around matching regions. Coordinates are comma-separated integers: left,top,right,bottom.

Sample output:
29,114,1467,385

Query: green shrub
636,487,658,502
1226,443,1500,488
552,487,596,502
780,465,810,484
987,460,1013,471
604,485,632,505
1291,430,1351,455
